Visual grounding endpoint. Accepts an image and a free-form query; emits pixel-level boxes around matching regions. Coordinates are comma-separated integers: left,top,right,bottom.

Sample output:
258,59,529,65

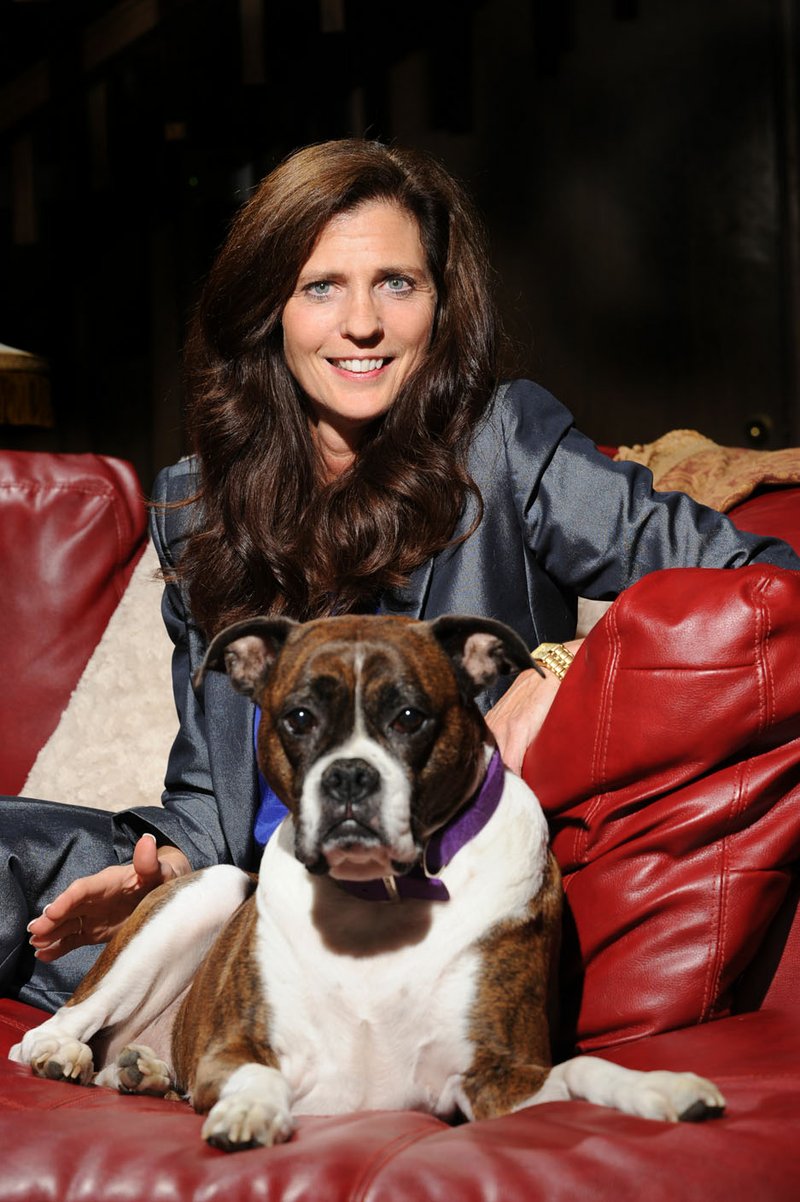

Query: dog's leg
194,1050,294,1151
459,857,563,1122
521,1057,726,1122
10,866,254,1089
168,898,294,1151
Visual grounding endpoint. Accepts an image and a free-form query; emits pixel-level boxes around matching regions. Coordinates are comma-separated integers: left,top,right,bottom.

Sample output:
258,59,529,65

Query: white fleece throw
22,540,175,810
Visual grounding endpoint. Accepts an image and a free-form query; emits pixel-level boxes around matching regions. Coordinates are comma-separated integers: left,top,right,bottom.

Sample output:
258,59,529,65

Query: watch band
530,641,574,682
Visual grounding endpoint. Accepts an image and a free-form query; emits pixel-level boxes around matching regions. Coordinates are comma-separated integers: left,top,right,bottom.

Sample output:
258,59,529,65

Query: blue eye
307,281,332,298
384,276,412,293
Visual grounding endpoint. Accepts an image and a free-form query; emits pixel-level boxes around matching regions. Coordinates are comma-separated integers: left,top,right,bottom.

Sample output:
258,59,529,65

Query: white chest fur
255,769,550,1118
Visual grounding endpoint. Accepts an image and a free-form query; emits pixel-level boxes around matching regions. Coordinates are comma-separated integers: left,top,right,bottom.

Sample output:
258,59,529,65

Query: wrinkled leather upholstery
0,452,146,794
525,565,800,1050
1,453,799,1200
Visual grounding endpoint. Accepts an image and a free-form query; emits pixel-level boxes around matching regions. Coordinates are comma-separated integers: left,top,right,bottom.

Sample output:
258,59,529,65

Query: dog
11,613,724,1151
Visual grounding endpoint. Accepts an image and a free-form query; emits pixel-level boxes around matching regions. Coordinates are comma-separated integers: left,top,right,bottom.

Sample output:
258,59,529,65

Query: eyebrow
295,264,431,286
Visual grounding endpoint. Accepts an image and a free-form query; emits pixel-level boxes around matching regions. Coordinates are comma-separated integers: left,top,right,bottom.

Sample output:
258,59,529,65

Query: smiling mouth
328,358,391,374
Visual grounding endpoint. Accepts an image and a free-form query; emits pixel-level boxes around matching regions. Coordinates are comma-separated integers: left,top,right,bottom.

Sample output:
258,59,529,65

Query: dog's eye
389,707,426,735
282,708,317,736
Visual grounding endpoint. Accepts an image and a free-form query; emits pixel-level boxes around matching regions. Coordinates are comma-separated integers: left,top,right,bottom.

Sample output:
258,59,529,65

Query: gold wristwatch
530,642,574,682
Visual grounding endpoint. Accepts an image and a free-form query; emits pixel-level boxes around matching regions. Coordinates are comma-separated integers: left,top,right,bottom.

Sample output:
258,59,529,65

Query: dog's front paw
19,1032,94,1086
619,1070,726,1123
202,1093,294,1151
115,1044,173,1096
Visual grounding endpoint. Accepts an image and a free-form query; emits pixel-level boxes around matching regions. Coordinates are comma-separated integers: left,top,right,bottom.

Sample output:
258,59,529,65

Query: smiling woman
281,201,438,474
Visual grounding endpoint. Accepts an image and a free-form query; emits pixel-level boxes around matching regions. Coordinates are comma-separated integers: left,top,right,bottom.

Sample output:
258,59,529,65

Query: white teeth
333,358,384,373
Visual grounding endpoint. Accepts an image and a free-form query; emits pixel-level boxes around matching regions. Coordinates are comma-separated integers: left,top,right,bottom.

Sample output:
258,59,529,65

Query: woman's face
282,200,437,466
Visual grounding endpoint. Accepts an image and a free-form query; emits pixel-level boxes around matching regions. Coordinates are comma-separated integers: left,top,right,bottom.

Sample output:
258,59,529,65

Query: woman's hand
27,834,192,962
485,639,583,774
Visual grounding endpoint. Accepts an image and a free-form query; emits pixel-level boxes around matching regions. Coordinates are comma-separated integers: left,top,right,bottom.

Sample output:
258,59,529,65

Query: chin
323,843,401,882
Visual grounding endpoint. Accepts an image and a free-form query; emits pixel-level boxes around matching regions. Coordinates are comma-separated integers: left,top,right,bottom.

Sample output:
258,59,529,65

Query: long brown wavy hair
180,139,500,635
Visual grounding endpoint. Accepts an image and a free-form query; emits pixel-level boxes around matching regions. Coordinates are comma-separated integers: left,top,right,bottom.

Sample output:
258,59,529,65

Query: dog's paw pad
678,1097,726,1123
116,1044,173,1096
202,1094,294,1152
30,1037,94,1086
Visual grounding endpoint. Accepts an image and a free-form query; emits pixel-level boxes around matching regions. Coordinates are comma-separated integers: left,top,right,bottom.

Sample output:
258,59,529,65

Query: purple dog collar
337,748,505,904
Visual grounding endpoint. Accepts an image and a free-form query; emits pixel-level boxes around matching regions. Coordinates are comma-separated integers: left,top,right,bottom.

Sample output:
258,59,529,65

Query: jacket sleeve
112,462,236,870
502,382,800,598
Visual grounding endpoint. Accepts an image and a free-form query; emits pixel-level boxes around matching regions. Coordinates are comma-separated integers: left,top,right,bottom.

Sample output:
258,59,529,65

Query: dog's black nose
321,758,380,805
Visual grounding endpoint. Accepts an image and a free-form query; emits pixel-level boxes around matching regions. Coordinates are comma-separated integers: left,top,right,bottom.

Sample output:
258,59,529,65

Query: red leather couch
2,450,800,1201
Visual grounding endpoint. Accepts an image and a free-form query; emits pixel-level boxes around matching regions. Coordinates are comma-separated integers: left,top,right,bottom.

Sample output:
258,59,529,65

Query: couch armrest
0,451,147,794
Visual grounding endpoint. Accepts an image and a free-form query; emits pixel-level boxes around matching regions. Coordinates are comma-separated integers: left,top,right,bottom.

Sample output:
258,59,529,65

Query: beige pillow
21,540,175,810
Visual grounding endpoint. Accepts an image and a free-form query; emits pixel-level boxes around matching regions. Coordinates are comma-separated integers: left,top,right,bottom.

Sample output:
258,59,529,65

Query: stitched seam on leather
701,769,742,1022
0,481,129,597
581,601,620,864
0,483,114,498
577,1018,657,1048
701,577,774,1021
348,1123,447,1202
0,1014,33,1035
107,489,127,600
753,577,766,734
0,1090,113,1113
0,1096,36,1112
755,576,774,732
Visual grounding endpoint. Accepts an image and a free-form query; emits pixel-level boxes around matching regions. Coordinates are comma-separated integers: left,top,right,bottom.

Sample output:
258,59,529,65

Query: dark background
1,0,799,489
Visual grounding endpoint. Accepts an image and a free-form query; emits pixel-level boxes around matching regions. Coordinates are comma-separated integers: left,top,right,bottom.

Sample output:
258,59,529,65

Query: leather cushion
2,998,799,1201
0,452,146,794
523,565,800,1051
730,486,800,557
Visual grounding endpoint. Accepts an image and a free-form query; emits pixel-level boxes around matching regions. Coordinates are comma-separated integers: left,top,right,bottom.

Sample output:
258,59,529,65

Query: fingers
26,838,173,962
27,907,88,961
131,832,161,881
29,922,88,963
27,877,92,942
27,861,134,957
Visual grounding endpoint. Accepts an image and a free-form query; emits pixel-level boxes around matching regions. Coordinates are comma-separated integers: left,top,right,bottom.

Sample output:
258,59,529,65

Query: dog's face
198,614,533,881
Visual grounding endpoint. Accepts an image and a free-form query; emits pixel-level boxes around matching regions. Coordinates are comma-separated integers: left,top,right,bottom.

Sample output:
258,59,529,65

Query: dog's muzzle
318,757,383,846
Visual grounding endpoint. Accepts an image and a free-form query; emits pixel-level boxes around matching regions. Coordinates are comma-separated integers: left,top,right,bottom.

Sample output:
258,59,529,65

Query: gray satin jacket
112,380,800,872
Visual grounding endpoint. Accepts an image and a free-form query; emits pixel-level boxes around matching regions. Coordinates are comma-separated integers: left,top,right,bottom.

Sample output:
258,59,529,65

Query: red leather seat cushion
523,565,800,1051
0,452,146,794
730,486,800,557
2,997,799,1200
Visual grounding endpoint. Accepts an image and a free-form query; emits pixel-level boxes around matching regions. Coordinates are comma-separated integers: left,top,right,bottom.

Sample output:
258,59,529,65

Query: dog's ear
194,617,298,698
428,615,542,698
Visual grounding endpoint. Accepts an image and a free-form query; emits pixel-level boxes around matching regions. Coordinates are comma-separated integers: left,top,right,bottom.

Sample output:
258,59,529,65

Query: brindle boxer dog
11,614,724,1150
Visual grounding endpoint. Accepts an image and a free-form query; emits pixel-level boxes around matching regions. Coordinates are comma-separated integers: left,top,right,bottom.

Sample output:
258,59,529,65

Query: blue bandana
253,705,289,846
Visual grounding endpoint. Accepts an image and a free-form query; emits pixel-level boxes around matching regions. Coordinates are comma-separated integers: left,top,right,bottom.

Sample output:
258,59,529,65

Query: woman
9,140,800,1011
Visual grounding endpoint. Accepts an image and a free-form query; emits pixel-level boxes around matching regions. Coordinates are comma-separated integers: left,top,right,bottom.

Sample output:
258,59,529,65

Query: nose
321,758,381,806
340,287,383,343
